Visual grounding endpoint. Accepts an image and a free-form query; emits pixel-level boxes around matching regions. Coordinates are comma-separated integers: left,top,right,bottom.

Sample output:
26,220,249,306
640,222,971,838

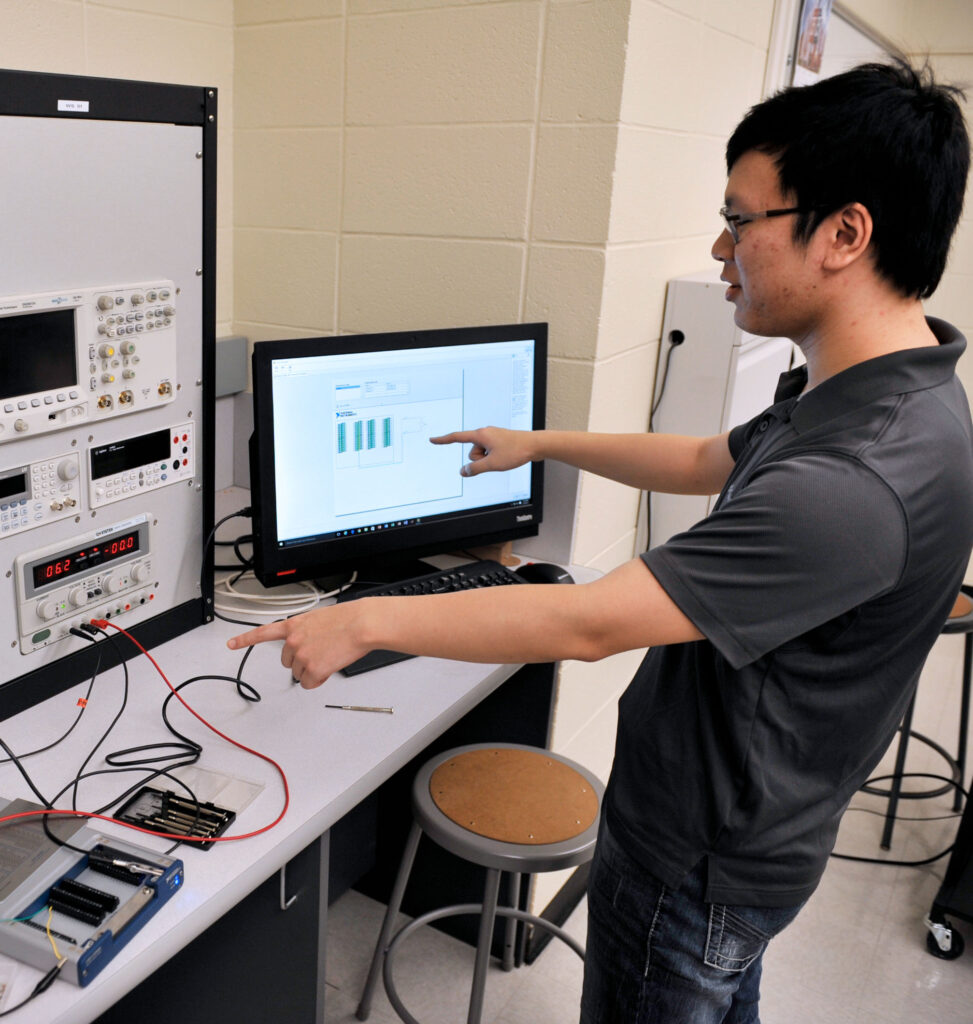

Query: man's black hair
726,60,970,299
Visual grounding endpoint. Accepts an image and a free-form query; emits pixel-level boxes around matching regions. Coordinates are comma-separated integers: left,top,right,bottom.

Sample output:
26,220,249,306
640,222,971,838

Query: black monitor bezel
250,322,547,587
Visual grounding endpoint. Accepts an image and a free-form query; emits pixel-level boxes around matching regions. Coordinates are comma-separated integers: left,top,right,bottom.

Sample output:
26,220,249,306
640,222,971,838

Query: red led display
32,529,140,590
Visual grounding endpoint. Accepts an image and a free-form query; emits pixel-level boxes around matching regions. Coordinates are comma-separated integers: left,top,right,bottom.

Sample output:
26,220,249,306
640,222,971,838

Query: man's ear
820,202,873,271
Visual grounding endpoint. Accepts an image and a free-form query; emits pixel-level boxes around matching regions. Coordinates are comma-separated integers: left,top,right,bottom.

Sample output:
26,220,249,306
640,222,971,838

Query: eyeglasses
719,206,806,244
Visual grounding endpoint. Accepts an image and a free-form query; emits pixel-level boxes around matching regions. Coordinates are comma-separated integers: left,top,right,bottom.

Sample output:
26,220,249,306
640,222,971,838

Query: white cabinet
649,269,794,546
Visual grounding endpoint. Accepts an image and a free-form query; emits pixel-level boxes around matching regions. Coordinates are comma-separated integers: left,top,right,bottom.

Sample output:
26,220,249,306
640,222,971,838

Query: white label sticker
57,99,89,113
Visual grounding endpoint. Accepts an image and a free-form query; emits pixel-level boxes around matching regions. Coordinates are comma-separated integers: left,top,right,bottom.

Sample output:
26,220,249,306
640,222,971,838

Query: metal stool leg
357,820,423,1021
501,871,521,972
382,903,586,1024
881,694,917,850
955,633,972,812
467,868,502,1024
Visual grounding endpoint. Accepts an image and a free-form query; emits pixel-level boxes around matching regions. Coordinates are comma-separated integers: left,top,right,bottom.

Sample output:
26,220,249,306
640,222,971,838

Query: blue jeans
580,822,805,1024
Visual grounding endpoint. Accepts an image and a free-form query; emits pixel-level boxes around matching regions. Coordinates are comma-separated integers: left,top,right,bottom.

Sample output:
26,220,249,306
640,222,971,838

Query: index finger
227,619,290,650
429,431,475,445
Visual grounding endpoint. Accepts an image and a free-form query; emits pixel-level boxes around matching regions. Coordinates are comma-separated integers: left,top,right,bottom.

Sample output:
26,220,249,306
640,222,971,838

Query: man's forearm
358,583,606,665
531,430,733,495
358,560,704,665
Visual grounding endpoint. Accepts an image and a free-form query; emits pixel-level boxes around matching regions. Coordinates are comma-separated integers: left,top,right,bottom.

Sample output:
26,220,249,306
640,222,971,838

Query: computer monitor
249,323,547,587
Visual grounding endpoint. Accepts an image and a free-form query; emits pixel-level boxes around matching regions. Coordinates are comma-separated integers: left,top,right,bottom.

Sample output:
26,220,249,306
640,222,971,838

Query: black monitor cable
214,531,254,571
203,507,255,626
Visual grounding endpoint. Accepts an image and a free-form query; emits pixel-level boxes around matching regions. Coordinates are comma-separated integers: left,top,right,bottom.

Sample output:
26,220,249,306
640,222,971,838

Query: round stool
356,743,603,1024
864,586,973,849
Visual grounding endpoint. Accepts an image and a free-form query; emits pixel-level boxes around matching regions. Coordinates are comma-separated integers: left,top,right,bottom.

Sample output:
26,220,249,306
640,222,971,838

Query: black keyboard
337,560,525,676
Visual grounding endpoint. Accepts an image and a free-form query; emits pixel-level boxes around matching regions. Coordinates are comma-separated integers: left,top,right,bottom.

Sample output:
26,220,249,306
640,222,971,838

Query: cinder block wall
0,0,235,335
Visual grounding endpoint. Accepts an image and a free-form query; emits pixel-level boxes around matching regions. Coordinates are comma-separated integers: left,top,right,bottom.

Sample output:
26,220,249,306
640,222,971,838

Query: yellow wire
45,906,65,963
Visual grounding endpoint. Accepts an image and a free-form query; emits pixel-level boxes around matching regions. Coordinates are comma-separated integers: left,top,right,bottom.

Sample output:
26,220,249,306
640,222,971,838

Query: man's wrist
529,429,550,462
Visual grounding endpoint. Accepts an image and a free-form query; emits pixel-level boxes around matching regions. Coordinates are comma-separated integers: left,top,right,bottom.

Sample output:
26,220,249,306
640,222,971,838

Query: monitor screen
249,323,547,586
0,307,77,400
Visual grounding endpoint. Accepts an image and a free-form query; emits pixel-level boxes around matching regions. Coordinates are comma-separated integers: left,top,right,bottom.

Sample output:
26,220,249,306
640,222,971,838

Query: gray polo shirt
605,318,973,907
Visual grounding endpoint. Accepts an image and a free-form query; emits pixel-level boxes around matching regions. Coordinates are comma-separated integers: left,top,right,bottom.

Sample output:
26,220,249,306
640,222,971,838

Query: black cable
67,626,129,812
0,736,53,811
0,634,102,764
830,772,968,868
214,530,254,571
202,506,251,620
649,330,685,430
45,645,261,850
0,959,66,1018
0,590,265,858
844,806,961,824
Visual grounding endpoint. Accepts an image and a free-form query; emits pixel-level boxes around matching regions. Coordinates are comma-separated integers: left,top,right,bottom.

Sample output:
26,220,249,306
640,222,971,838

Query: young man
230,62,973,1022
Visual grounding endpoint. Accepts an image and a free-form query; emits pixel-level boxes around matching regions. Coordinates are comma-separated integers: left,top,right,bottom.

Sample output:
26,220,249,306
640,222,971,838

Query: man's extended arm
228,558,703,688
430,427,735,495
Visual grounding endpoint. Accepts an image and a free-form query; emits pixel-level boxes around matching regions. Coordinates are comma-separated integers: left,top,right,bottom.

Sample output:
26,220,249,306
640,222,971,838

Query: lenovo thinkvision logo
516,514,533,522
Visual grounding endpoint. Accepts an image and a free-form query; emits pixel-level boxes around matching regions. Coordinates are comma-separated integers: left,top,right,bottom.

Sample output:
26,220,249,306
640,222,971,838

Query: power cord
206,506,355,621
830,772,968,867
213,570,326,619
649,329,685,430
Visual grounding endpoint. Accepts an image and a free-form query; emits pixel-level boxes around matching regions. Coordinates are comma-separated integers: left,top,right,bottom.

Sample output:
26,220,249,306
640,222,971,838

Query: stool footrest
378,904,585,1024
861,728,961,800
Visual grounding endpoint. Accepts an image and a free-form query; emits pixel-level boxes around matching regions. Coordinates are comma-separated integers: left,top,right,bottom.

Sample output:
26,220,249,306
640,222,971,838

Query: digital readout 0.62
31,529,140,589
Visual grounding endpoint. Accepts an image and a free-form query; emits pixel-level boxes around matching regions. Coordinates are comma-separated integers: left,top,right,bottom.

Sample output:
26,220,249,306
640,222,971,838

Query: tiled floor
324,630,973,1023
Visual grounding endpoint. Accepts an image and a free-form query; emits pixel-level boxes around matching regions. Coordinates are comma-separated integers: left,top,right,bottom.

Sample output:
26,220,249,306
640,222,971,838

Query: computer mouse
514,562,574,585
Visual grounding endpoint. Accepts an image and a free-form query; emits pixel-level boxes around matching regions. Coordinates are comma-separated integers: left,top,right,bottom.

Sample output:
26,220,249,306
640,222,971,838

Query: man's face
712,150,819,342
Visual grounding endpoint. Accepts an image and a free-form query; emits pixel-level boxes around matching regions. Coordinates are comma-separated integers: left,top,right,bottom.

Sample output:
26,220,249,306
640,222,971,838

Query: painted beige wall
0,0,236,335
232,0,625,445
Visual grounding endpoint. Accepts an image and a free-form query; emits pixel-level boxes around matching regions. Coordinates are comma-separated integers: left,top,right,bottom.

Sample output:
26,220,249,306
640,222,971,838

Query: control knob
97,295,114,311
106,575,126,595
37,599,60,621
98,344,115,358
132,563,152,584
69,588,89,608
163,305,176,317
57,460,79,482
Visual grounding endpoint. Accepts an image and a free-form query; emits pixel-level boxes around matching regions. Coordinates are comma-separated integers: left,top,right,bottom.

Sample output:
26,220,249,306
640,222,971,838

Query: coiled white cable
213,570,355,619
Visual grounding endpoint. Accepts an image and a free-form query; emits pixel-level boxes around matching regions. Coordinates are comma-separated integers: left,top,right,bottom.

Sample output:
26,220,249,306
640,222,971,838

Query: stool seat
944,590,973,631
430,747,599,845
357,743,604,1024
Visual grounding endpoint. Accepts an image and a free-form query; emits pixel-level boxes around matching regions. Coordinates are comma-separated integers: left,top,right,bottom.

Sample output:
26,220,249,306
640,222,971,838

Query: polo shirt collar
782,317,966,434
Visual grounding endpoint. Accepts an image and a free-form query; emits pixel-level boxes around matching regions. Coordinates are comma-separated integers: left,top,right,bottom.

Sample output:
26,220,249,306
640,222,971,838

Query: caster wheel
927,924,964,960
